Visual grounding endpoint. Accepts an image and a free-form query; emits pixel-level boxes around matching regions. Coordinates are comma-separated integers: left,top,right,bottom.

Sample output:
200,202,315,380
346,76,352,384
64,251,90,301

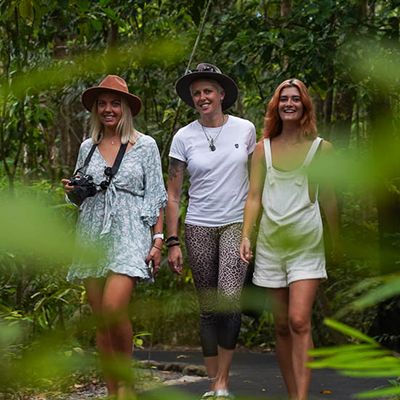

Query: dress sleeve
141,139,168,226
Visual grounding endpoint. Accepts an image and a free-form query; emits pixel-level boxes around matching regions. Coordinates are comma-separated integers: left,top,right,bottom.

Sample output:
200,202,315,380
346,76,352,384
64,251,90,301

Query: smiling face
190,79,225,117
278,86,304,124
96,92,123,131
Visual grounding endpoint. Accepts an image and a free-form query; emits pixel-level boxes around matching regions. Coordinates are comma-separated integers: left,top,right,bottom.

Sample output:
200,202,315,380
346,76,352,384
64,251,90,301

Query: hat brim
81,87,142,117
175,72,238,111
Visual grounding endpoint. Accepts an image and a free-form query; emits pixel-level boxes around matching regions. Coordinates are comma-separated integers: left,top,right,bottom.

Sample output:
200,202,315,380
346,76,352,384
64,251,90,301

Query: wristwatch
153,232,164,241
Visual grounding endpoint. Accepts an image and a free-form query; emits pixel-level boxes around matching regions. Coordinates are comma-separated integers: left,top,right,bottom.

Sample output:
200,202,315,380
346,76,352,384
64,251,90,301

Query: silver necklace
200,115,226,152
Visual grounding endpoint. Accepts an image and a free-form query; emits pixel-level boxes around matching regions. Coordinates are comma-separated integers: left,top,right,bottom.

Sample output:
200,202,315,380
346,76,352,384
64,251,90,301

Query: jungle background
1,0,400,398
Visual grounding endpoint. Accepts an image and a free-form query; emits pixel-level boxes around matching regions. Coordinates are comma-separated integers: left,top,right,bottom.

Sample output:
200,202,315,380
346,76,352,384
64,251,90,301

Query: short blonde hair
89,95,138,144
189,79,224,96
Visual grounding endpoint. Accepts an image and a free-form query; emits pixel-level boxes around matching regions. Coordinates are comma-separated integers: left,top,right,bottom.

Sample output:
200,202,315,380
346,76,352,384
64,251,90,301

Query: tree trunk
331,86,356,148
280,0,291,17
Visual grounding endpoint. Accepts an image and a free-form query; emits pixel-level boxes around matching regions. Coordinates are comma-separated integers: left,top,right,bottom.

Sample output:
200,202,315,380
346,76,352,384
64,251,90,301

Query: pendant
209,138,216,151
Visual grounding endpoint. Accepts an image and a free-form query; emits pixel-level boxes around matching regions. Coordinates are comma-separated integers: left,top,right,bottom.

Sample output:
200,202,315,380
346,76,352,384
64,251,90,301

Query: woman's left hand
240,237,253,263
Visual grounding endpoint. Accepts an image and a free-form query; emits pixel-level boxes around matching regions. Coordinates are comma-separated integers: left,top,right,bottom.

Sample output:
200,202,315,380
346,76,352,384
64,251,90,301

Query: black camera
67,174,98,206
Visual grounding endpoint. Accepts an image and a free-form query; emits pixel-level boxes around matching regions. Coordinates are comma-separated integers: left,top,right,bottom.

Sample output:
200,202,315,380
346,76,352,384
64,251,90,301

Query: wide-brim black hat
175,63,238,111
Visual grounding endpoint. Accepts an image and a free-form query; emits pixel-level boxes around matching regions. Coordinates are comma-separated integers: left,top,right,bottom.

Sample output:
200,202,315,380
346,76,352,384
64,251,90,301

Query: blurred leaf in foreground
0,192,103,267
0,38,187,99
309,318,400,399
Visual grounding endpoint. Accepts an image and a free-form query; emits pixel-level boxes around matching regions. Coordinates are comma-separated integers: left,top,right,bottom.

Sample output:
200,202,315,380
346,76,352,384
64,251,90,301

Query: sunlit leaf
343,369,400,378
353,276,400,309
323,318,378,345
355,385,400,399
309,343,376,356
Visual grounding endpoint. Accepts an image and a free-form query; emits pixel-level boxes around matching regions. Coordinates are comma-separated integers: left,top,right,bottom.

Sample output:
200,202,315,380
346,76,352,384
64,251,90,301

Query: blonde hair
89,95,138,144
189,79,224,95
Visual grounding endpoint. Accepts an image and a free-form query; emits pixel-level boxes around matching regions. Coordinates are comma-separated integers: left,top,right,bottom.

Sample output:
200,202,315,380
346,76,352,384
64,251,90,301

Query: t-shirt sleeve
247,122,257,155
169,131,187,162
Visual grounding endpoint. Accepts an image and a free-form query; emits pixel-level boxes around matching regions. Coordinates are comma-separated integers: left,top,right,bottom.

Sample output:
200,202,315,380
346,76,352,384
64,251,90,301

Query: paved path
135,349,388,399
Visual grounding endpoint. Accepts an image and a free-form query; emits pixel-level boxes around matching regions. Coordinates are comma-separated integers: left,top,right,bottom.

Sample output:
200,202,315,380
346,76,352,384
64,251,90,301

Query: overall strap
303,137,323,167
263,138,273,169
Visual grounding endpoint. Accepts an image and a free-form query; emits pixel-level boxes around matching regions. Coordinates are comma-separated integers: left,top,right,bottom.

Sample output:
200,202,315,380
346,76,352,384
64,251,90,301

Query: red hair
263,79,317,139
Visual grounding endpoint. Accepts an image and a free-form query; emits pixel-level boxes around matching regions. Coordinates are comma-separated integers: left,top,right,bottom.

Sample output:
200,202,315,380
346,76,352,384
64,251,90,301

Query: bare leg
288,279,320,400
85,278,117,396
102,273,136,399
268,288,297,399
204,355,218,379
212,347,235,391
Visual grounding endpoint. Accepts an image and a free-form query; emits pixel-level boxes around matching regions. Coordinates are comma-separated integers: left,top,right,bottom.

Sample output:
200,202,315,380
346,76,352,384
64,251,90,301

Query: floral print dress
67,133,167,282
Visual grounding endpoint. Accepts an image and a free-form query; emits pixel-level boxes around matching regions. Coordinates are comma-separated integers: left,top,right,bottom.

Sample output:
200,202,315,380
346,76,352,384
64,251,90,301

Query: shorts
253,243,327,288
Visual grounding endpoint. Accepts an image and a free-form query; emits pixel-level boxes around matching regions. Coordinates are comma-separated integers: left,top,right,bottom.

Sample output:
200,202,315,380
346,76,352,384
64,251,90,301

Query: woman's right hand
240,237,253,263
61,179,74,193
168,246,183,275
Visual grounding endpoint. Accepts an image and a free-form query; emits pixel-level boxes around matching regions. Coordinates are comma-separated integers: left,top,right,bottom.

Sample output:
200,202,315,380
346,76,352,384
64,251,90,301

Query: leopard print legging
185,223,248,357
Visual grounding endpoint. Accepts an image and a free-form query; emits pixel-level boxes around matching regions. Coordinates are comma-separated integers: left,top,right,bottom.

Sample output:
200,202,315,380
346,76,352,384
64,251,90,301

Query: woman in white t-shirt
166,63,256,399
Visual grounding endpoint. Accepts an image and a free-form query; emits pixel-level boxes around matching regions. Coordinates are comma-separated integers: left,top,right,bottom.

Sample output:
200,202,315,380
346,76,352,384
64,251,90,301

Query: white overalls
253,137,327,288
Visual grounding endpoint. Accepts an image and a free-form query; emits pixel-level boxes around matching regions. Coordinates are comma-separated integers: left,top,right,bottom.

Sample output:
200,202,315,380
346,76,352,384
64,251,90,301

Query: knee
275,321,291,338
289,315,311,335
101,302,128,327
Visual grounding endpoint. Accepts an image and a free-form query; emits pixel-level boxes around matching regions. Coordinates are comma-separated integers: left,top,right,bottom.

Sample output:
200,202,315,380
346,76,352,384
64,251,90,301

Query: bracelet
153,244,162,251
242,236,251,242
166,236,179,244
167,242,180,248
153,232,164,241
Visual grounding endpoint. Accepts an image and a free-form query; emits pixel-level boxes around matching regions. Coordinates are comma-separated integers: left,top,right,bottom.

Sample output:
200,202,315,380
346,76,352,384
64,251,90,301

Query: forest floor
11,346,392,399
23,357,206,400
62,363,204,399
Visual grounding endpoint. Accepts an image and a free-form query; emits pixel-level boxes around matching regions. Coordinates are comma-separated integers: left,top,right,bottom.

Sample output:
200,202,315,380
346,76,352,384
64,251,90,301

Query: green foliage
310,319,400,399
0,0,399,398
132,267,199,347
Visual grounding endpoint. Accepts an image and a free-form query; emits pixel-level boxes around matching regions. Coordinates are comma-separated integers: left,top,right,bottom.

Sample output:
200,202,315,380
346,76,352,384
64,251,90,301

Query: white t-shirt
169,115,256,227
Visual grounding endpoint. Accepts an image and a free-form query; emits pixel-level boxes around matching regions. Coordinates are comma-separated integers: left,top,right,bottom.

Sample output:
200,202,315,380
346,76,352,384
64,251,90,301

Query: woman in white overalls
240,79,340,400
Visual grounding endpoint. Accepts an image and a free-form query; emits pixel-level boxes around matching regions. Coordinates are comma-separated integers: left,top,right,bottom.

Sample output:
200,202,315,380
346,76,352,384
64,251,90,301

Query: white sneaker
214,389,235,399
201,391,215,399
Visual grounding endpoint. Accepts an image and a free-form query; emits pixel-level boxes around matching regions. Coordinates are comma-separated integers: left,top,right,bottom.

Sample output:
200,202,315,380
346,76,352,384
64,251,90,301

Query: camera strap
73,142,128,190
101,142,128,190
110,142,128,176
74,144,98,175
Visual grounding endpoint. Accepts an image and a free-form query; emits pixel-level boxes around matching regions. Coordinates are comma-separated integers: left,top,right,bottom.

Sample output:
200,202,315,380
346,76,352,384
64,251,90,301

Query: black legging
185,223,248,357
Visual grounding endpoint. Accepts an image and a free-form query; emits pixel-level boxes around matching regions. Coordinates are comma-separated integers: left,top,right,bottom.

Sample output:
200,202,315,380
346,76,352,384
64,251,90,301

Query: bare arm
146,208,164,273
166,157,186,274
240,141,266,262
